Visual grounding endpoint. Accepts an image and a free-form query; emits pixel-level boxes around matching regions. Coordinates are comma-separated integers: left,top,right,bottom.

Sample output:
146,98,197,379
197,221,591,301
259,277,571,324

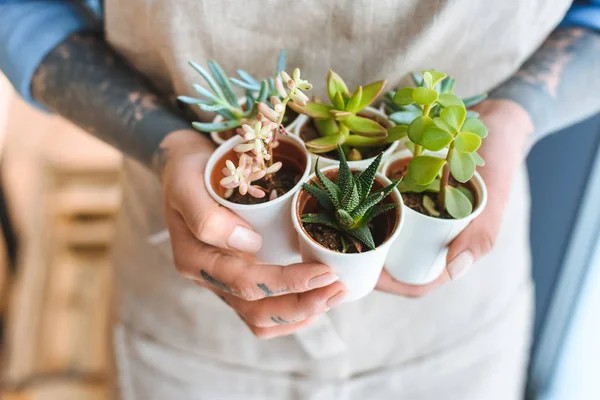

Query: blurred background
0,68,599,399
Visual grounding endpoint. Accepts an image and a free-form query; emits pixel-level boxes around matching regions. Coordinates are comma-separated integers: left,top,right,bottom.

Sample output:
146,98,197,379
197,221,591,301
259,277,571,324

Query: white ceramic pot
205,134,310,265
291,107,399,171
291,166,404,302
381,150,488,285
210,97,302,145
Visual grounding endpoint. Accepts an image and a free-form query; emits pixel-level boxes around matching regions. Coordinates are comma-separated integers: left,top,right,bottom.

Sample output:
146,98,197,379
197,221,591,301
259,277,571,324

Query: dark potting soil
304,223,360,254
299,119,389,160
218,128,237,142
227,164,301,205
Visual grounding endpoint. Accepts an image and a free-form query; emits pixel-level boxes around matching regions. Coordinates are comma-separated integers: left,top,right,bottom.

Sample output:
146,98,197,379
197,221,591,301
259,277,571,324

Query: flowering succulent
231,50,288,103
383,72,487,125
391,70,489,219
291,71,400,159
220,69,312,199
301,146,400,252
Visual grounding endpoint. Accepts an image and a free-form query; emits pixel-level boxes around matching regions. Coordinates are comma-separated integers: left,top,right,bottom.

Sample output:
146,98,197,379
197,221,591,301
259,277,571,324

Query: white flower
219,154,266,198
280,68,312,106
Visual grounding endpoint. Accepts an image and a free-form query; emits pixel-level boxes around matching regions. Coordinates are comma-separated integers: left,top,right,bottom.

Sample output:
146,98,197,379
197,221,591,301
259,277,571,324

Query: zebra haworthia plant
301,146,400,252
390,70,489,219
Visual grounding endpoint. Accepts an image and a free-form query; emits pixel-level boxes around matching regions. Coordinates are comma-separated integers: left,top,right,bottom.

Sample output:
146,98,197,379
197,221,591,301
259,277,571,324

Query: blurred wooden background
0,74,121,399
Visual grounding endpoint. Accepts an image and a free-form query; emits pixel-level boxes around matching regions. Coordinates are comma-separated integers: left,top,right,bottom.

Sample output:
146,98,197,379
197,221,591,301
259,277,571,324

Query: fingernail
308,273,339,289
326,290,346,309
227,226,262,253
447,251,474,280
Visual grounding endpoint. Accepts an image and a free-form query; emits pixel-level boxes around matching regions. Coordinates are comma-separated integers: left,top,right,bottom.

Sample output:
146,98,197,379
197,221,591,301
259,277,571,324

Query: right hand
158,129,347,339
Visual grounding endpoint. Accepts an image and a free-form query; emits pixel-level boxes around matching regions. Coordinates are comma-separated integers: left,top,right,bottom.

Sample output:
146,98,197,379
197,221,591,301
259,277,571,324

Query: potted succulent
179,51,300,145
203,68,313,265
290,71,402,169
380,70,488,285
291,146,404,301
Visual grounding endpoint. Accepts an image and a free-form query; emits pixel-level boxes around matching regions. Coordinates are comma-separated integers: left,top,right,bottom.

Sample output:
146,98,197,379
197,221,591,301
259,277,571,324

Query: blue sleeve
562,0,600,31
0,1,99,109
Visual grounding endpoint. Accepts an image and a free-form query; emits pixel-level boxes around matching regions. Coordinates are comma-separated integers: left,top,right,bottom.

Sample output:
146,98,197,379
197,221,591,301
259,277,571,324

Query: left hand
376,99,534,297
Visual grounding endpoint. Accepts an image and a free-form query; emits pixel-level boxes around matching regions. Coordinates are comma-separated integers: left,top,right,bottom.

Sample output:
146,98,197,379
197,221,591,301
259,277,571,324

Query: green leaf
440,105,467,132
386,125,408,143
336,209,355,228
472,152,485,166
397,177,440,193
346,86,363,113
445,186,473,219
301,183,335,211
421,126,454,151
207,60,238,106
178,95,208,105
423,70,447,88
454,132,482,153
276,49,287,75
344,135,386,147
423,71,433,88
412,87,439,105
440,77,455,94
457,186,475,205
348,225,376,250
301,213,340,230
423,195,441,217
449,151,475,183
393,88,415,107
410,72,423,87
306,134,346,153
192,84,219,102
236,69,261,87
407,156,446,186
344,116,387,138
341,182,360,212
408,116,434,145
198,103,227,113
301,103,334,119
336,145,354,202
389,110,422,125
256,80,269,103
355,153,383,200
350,192,384,220
437,93,464,108
314,118,340,137
466,110,480,118
327,70,349,103
188,61,224,99
367,178,401,202
358,80,386,110
230,78,258,91
314,158,341,206
362,202,397,224
331,110,352,121
405,141,416,154
461,117,488,138
463,93,487,108
192,120,241,132
333,91,346,110
433,116,454,133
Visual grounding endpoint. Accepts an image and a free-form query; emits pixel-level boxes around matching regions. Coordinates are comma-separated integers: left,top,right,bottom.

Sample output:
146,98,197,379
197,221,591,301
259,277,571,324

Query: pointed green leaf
333,91,346,110
178,95,208,105
386,125,408,143
276,49,287,74
407,156,446,185
188,61,224,98
301,213,340,230
408,116,434,145
301,183,335,211
345,86,363,113
344,135,385,147
192,120,241,133
301,102,334,119
358,80,386,110
363,202,397,224
455,132,482,153
341,184,360,212
466,110,480,118
440,77,455,94
315,118,340,137
463,93,487,108
457,186,475,205
412,87,439,105
410,72,424,87
461,117,488,138
336,145,354,202
193,84,219,102
356,153,383,201
445,186,473,219
393,88,415,107
390,110,422,125
198,103,227,113
256,80,269,103
449,151,475,183
327,70,349,103
236,69,261,87
421,126,454,151
336,209,355,229
368,178,402,201
440,105,467,131
437,93,464,108
348,225,376,250
344,115,387,138
350,192,384,220
207,60,238,106
397,177,440,193
331,110,352,121
314,158,341,206
305,134,346,153
231,78,258,91
472,152,485,166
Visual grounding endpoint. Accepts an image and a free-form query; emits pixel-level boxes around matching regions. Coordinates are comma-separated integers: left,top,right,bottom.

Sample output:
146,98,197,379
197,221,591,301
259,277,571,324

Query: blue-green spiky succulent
301,146,401,252
230,50,287,101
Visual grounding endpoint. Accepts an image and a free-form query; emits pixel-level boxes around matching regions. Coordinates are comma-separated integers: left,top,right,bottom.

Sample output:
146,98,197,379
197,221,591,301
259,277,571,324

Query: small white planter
210,97,302,146
205,134,310,265
291,107,399,171
291,166,404,302
381,150,488,285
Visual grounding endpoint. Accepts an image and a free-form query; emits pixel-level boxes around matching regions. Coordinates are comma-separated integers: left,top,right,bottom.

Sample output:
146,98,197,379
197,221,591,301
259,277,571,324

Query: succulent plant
391,70,489,219
291,71,403,159
383,72,487,125
301,146,400,252
231,50,287,101
178,60,269,133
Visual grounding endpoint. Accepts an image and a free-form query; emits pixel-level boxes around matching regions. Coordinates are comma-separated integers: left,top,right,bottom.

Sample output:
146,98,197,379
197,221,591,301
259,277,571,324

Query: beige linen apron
105,1,570,399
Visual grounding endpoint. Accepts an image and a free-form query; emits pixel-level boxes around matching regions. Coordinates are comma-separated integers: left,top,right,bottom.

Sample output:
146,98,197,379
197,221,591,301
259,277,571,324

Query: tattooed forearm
490,28,600,141
31,32,194,169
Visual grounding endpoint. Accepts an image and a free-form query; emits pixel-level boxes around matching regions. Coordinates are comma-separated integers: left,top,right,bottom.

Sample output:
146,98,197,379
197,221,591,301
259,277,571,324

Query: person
1,1,599,399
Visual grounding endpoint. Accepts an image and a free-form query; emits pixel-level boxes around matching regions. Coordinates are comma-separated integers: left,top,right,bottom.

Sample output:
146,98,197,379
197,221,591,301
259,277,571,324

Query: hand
158,130,346,338
377,99,534,296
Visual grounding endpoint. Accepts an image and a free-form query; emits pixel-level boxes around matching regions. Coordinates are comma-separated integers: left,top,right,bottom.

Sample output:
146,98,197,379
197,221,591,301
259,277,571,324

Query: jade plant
220,69,312,199
391,70,489,219
301,146,400,252
291,71,404,159
383,72,487,125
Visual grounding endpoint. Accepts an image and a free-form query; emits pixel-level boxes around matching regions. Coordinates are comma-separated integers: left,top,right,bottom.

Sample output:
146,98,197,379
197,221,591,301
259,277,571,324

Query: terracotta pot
381,149,488,284
291,107,399,171
205,134,310,265
291,166,404,301
211,97,302,145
